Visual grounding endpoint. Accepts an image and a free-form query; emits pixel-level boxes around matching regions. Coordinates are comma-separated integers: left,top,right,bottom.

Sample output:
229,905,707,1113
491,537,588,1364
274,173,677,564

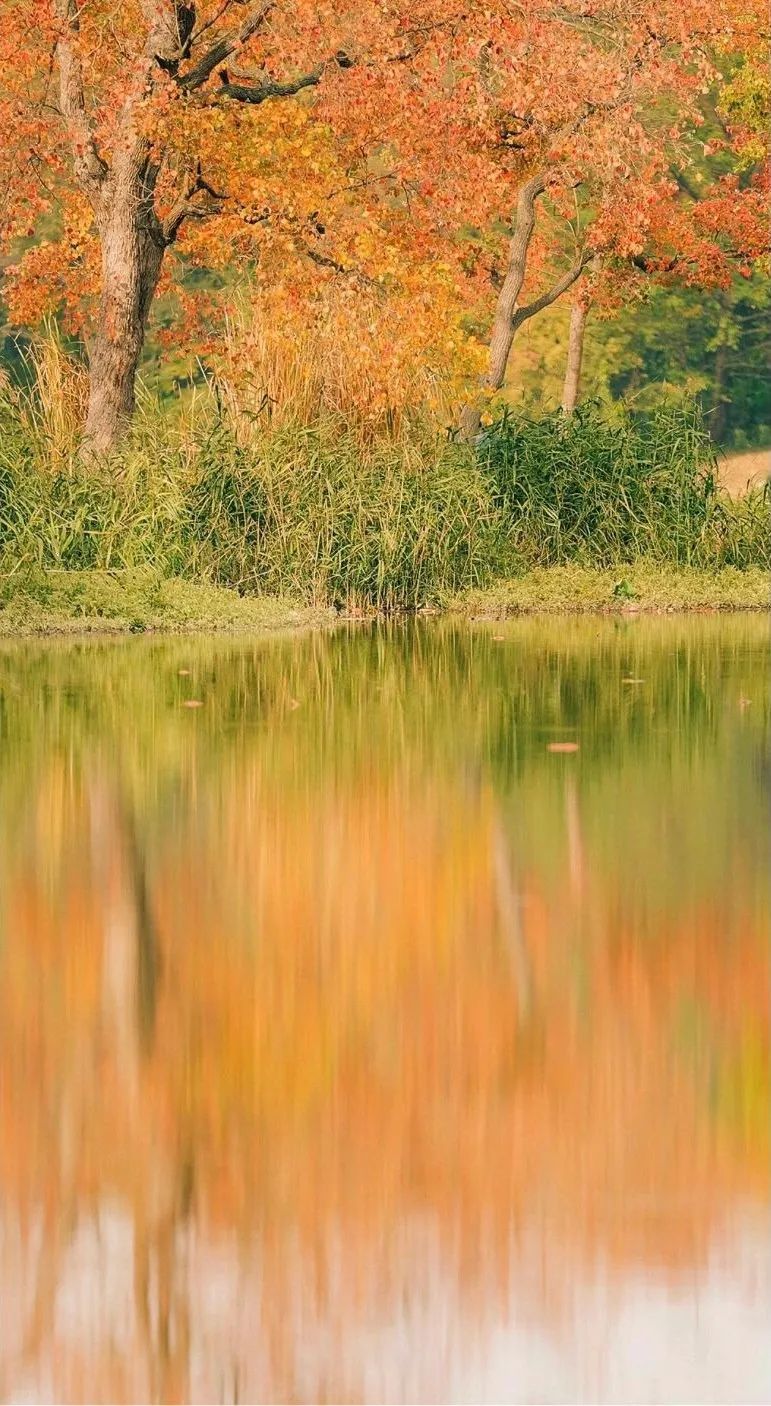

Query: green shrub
477,400,765,567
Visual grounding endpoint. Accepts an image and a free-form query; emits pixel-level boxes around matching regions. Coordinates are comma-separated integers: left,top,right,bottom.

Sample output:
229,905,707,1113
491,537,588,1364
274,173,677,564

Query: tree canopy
0,0,767,445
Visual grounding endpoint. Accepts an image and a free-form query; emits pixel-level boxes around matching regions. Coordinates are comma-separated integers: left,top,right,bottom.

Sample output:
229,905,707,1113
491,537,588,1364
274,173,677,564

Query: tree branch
178,0,274,90
160,163,228,242
513,250,593,329
217,63,324,104
189,0,238,46
55,0,108,202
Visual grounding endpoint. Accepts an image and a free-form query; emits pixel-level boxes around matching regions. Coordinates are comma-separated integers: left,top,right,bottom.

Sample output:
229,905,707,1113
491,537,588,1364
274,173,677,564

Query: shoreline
0,565,767,637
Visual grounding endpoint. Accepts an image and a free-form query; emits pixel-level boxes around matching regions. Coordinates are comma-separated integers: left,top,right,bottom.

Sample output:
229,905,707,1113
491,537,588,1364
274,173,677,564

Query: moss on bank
449,563,770,617
0,570,333,636
0,564,767,636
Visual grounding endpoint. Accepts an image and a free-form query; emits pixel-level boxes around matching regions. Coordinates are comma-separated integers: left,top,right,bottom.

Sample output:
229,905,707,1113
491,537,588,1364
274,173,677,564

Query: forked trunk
561,299,587,416
458,171,588,441
459,174,546,441
84,209,163,453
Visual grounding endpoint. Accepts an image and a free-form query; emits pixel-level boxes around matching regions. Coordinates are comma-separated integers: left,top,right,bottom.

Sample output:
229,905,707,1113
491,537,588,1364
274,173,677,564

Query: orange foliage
0,1,766,393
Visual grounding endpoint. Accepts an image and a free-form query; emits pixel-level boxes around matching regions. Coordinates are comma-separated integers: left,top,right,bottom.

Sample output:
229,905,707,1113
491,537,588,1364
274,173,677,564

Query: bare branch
55,0,108,201
179,0,274,90
217,63,324,104
189,0,239,45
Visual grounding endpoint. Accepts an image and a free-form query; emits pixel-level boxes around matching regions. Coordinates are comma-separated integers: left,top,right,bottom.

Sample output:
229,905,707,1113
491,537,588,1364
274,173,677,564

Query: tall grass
1,324,89,473
216,287,464,442
0,334,767,610
182,420,505,606
0,381,504,610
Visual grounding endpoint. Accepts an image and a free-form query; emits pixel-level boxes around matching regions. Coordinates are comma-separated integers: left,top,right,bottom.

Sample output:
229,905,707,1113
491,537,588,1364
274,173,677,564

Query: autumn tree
557,181,768,421
2,1,445,451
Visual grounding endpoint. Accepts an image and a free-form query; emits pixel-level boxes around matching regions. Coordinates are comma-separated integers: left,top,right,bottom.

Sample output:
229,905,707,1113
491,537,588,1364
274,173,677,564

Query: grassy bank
451,563,770,616
0,570,332,636
0,563,766,636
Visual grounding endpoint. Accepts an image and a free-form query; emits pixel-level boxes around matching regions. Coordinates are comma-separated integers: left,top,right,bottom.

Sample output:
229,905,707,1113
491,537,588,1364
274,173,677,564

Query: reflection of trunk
564,777,585,902
120,802,161,1054
89,768,191,1397
135,1153,194,1402
90,773,160,1091
561,300,588,415
492,816,532,1021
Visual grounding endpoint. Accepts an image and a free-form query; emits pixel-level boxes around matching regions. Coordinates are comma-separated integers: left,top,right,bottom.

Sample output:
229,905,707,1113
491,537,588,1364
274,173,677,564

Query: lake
0,617,768,1403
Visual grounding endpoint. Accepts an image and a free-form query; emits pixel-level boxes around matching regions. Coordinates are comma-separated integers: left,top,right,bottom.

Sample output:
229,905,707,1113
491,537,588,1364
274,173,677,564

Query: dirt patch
719,449,770,498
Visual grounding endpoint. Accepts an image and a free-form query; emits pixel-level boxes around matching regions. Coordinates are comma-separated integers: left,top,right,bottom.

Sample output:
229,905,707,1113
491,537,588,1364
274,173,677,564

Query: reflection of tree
92,769,193,1402
0,765,196,1401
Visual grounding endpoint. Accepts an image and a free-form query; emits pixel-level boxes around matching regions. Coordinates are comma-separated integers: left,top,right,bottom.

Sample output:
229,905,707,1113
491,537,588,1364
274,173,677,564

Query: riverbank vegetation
2,563,767,637
1,343,768,616
1,336,768,624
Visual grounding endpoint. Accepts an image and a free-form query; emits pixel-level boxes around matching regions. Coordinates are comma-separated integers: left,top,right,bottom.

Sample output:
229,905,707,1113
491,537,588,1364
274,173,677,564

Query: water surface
0,617,768,1403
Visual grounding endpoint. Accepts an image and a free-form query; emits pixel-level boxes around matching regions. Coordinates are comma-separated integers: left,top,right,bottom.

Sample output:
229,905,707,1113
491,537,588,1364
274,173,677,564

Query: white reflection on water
3,1209,769,1403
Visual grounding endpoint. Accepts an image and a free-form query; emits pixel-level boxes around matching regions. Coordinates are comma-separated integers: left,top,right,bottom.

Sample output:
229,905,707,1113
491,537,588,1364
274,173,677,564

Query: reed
0,396,505,610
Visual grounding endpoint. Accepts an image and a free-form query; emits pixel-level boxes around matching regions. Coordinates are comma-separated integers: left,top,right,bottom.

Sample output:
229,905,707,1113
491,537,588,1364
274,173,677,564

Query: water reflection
0,618,768,1403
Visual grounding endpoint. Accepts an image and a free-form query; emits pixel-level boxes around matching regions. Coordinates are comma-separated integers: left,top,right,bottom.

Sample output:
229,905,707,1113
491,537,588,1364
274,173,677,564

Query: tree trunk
459,173,546,441
84,205,163,453
710,341,729,444
561,298,587,415
459,172,589,441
